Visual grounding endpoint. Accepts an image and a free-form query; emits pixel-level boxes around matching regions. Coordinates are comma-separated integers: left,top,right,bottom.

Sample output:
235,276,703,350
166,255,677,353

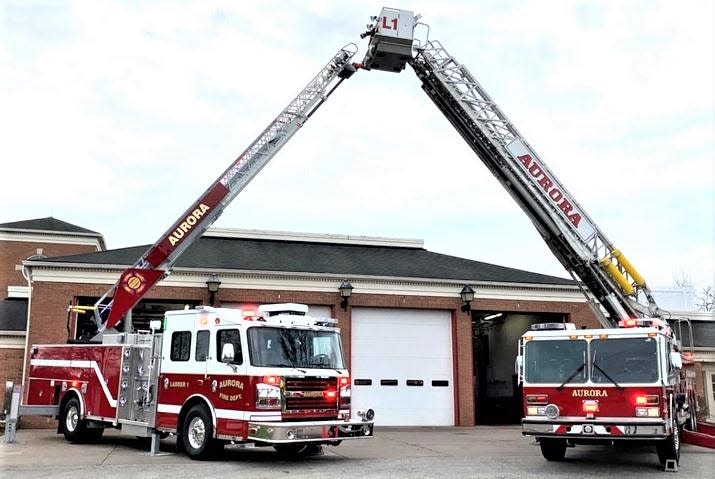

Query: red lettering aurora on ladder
517,154,582,228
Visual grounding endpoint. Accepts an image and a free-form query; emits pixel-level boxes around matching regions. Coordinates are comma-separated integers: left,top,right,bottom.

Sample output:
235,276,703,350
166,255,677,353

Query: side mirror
221,343,235,363
670,351,682,370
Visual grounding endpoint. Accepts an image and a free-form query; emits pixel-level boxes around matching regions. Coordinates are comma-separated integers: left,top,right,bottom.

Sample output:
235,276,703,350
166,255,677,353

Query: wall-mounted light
460,285,475,314
339,280,353,311
206,273,222,307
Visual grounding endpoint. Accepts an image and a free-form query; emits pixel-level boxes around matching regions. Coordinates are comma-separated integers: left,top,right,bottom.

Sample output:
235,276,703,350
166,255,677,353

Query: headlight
544,404,560,419
357,408,375,421
256,383,281,410
339,378,351,409
527,406,545,416
635,407,660,417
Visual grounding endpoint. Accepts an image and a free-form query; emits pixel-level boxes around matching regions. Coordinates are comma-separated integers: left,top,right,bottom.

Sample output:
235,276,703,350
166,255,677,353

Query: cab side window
195,330,210,362
171,331,191,361
217,329,243,365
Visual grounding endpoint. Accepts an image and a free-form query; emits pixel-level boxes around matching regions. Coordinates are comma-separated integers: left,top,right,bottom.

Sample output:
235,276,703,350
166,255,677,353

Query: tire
685,395,698,431
61,397,103,443
656,420,680,466
182,405,221,460
539,438,567,461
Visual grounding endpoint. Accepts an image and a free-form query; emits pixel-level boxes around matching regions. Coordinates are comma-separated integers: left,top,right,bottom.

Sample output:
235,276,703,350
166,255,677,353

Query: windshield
248,327,345,369
590,337,658,384
524,339,587,384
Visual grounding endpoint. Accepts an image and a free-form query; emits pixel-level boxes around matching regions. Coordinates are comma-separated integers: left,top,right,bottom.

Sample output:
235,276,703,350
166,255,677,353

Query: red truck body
26,304,374,459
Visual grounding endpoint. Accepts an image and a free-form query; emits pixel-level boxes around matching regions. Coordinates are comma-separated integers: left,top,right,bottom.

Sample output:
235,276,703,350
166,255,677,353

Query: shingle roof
39,236,573,286
0,299,28,331
0,217,100,235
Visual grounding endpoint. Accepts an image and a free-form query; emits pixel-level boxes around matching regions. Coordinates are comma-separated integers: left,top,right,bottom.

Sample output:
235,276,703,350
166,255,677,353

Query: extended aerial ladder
87,9,662,335
360,8,661,327
89,44,359,335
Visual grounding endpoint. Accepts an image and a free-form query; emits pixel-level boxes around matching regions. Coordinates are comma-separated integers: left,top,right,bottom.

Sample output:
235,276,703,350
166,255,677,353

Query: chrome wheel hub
188,417,206,449
66,405,78,432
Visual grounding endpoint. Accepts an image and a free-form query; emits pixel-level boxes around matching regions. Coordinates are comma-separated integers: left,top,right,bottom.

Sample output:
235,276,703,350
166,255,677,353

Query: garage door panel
354,358,450,378
351,307,454,426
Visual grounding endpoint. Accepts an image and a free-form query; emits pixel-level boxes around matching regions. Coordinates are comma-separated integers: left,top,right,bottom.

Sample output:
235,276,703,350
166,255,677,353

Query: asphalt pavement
1,426,713,478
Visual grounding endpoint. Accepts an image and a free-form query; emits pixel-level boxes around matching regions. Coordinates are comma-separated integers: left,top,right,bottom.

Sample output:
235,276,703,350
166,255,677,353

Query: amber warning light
582,400,599,413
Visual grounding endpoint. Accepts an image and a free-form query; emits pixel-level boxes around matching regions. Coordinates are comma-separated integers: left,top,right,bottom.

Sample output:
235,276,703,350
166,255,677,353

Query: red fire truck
26,303,372,459
356,7,698,471
14,39,373,460
517,318,696,469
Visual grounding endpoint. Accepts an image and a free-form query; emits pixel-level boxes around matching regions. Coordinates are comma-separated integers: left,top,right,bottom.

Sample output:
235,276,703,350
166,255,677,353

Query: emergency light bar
530,323,576,331
259,303,309,316
618,317,669,330
262,314,337,328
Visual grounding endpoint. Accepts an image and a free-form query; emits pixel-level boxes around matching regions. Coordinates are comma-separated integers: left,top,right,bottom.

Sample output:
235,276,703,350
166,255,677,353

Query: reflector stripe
31,359,117,408
156,404,281,421
157,404,181,414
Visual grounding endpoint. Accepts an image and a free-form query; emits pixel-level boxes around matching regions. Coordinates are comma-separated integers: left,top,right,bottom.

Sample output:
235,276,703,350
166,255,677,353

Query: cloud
0,1,712,288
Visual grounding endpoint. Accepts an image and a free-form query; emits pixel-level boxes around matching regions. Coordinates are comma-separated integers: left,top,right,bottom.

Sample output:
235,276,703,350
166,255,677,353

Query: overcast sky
1,1,713,289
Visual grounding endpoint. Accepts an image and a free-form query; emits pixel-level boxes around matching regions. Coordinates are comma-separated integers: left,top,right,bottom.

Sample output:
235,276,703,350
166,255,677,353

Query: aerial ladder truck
10,43,376,460
359,7,696,471
7,6,696,470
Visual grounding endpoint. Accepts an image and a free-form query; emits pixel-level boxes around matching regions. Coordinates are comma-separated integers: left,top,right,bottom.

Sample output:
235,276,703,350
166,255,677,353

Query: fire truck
357,7,697,471
15,41,374,460
517,318,695,470
27,303,372,459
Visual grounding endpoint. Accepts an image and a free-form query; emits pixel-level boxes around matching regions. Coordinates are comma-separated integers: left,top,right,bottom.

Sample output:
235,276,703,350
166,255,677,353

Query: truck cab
516,319,692,468
152,303,373,458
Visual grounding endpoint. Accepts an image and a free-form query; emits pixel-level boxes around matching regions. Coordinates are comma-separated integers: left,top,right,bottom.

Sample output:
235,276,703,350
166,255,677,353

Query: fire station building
2,217,713,427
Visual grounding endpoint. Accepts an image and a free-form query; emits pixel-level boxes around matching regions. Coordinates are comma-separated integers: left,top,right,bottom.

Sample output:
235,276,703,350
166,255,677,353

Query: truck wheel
61,397,98,443
182,405,221,460
685,395,698,431
656,421,680,466
539,438,567,461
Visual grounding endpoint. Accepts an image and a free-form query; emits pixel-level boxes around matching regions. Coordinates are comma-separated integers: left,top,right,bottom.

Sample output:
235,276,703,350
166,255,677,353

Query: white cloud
1,0,712,289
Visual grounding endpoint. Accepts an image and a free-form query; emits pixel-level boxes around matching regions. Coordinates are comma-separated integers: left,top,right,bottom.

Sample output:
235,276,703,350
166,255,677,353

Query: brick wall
692,362,709,422
0,346,24,385
0,240,99,296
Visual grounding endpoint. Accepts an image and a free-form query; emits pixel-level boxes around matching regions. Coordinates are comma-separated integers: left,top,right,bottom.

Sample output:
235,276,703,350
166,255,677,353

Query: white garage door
351,307,454,426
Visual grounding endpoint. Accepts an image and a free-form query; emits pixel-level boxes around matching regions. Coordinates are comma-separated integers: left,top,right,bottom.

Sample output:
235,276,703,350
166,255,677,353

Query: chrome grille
284,377,336,411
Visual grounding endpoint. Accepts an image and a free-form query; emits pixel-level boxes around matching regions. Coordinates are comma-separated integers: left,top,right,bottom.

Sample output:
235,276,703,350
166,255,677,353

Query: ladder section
96,44,359,332
409,40,660,325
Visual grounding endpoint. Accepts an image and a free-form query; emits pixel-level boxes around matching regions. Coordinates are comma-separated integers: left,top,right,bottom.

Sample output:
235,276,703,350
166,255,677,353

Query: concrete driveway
2,426,713,478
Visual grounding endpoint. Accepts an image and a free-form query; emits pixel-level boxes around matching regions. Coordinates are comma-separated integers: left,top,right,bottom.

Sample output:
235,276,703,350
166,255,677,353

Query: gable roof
38,235,573,286
0,217,100,235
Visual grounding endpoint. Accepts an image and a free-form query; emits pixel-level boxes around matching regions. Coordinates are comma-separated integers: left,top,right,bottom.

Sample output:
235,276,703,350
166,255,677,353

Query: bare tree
696,286,714,312
672,270,694,289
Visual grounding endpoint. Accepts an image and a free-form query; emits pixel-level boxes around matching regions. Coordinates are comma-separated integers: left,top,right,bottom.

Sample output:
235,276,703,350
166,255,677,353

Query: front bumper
522,417,668,440
248,419,374,444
